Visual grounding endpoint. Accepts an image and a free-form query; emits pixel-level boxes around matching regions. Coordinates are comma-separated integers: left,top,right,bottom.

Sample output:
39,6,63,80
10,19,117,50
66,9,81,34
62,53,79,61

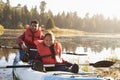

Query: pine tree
46,17,55,29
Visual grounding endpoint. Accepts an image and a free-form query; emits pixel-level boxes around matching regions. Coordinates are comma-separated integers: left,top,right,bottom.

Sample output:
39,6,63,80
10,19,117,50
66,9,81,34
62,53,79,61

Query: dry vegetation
0,29,25,46
96,68,120,80
46,27,87,37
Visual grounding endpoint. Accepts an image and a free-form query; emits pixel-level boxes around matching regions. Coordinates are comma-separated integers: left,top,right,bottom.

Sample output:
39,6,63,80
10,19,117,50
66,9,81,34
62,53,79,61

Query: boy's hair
45,32,55,40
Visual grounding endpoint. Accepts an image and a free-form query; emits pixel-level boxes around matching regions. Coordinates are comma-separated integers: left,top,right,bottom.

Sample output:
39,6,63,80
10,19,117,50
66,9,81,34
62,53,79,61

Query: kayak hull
13,53,112,80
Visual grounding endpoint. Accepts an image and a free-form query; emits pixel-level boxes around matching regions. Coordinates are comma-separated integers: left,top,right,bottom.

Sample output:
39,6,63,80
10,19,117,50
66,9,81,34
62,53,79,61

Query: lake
0,35,120,80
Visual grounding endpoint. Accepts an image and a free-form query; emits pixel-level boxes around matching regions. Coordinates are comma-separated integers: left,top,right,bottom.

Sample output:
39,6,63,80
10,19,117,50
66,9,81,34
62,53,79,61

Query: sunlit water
75,47,120,63
0,53,16,80
0,36,120,80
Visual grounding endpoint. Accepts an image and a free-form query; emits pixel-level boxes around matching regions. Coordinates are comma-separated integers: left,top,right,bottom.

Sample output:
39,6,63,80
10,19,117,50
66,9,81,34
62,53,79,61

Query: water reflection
0,49,17,62
57,36,120,54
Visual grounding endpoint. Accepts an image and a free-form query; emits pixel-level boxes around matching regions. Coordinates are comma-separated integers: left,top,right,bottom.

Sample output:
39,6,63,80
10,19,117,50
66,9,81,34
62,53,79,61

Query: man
16,20,44,62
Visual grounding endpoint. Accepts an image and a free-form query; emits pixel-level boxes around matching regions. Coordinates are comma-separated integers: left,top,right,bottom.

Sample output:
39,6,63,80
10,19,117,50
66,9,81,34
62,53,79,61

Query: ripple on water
0,69,13,80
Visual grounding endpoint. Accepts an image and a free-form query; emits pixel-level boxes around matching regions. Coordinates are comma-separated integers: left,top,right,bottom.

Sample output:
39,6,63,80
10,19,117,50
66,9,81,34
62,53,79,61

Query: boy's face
44,35,54,47
30,23,38,32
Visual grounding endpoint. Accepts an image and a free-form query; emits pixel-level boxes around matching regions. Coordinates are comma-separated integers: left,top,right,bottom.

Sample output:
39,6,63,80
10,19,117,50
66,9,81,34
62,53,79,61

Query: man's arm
16,32,25,45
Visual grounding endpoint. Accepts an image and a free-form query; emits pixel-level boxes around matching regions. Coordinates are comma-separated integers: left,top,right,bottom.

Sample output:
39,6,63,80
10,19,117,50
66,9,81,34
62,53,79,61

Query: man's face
30,23,38,32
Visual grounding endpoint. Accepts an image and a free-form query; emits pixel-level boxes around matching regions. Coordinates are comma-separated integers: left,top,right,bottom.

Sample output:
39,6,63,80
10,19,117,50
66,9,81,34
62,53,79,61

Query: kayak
13,53,113,80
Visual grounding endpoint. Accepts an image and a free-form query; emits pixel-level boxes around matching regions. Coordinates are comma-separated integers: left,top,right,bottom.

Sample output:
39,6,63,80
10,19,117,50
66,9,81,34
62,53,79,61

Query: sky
2,0,120,19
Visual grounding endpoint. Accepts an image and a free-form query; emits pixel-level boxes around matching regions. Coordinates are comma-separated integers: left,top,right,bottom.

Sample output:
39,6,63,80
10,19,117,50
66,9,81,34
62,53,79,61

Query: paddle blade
91,61,115,67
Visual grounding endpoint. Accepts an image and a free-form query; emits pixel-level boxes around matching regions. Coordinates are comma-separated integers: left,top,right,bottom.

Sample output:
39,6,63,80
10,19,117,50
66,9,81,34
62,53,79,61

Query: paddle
0,64,65,68
0,45,37,51
0,60,115,68
65,52,87,56
34,60,115,68
0,45,87,56
0,45,19,49
43,60,115,67
0,65,33,68
0,64,60,68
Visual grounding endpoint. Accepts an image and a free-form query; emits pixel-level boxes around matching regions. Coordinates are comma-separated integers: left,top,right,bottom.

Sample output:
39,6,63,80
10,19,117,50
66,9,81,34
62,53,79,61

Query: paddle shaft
0,46,19,49
0,64,64,68
0,60,115,68
0,65,33,68
78,63,94,66
66,53,87,56
0,45,87,56
0,45,37,51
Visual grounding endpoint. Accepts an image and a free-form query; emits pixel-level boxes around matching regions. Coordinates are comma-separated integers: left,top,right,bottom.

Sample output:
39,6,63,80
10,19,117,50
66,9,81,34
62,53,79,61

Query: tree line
0,0,120,33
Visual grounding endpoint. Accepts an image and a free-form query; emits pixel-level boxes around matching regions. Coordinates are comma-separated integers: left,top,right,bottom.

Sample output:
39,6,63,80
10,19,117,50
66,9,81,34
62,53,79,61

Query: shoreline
1,29,120,46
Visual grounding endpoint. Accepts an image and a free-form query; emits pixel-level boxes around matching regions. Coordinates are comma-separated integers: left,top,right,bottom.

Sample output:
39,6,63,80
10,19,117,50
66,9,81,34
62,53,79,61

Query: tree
46,17,55,29
40,1,46,14
47,10,53,18
39,1,47,26
31,6,39,20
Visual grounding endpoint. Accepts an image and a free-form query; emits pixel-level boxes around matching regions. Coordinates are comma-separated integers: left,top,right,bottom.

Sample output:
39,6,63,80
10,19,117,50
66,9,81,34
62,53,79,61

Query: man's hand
21,42,28,51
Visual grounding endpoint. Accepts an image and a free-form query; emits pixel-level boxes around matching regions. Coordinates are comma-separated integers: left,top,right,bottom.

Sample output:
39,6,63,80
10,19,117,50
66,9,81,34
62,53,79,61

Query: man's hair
31,20,38,24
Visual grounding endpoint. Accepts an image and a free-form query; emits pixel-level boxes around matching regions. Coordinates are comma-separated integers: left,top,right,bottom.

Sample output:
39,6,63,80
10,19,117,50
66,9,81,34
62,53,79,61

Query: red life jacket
34,40,64,64
24,26,43,48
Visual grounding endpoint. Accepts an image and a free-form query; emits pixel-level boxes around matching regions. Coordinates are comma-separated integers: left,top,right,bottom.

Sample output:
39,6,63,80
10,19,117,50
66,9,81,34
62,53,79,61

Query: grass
2,27,87,37
44,27,87,37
